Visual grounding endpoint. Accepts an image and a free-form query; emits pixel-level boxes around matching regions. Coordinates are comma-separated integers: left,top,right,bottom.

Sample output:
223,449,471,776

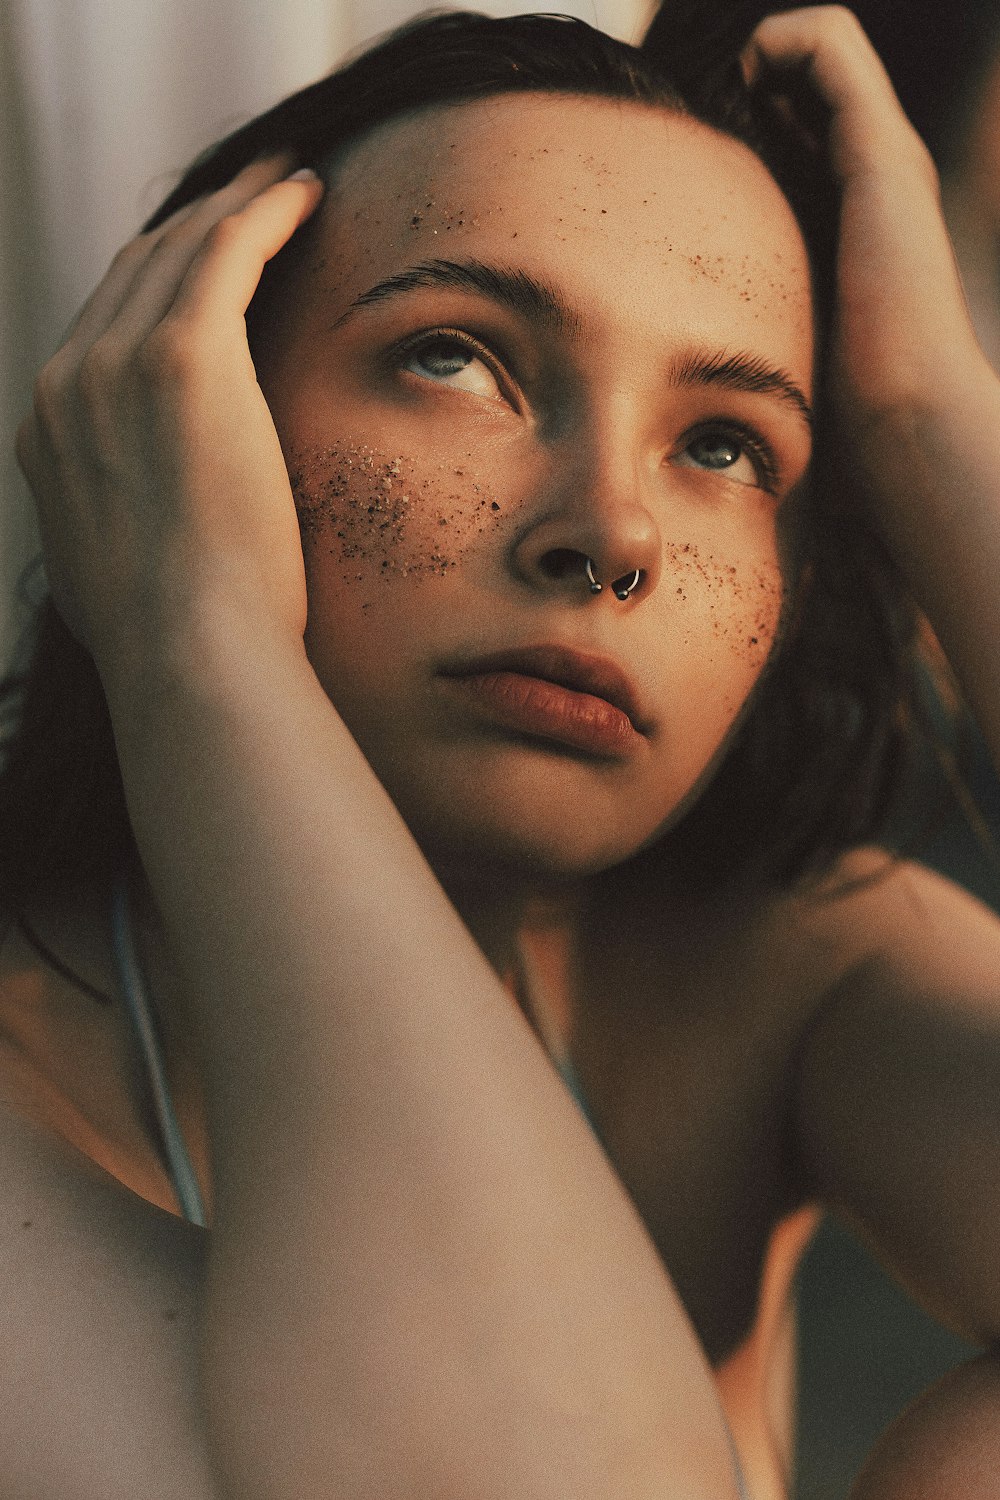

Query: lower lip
440,671,641,758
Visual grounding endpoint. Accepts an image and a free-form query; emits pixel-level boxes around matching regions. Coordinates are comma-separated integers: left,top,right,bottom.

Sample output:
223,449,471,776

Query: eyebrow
670,348,813,431
332,257,581,334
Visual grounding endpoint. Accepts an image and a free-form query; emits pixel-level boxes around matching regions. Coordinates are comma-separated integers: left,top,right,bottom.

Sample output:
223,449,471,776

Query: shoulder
780,853,1000,1338
0,910,216,1498
777,846,1000,999
654,846,1000,1072
0,1097,215,1498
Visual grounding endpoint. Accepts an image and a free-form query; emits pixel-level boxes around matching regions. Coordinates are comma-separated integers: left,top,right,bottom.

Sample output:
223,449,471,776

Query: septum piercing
584,558,641,601
613,569,641,601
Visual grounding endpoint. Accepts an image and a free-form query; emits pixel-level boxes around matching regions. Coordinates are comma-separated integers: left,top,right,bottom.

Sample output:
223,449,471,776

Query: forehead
313,93,813,368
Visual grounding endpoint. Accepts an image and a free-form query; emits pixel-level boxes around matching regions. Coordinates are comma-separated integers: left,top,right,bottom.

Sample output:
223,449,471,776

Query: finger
63,152,298,358
61,198,205,352
741,6,925,176
137,171,324,337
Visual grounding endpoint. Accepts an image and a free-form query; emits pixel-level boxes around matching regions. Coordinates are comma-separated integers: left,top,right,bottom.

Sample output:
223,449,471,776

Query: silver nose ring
585,558,640,600
612,569,641,601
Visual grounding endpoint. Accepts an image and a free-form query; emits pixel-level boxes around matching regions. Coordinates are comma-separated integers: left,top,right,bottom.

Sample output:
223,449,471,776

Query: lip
437,645,651,758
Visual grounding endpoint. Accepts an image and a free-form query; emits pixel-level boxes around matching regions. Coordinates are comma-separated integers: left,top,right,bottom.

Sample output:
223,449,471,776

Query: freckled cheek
286,442,513,611
661,539,789,714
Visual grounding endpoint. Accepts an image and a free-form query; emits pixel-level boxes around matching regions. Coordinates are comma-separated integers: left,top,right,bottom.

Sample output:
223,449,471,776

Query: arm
850,1353,1000,1500
743,8,1000,1492
792,857,1000,1345
746,6,1000,765
15,160,740,1500
790,863,1000,1500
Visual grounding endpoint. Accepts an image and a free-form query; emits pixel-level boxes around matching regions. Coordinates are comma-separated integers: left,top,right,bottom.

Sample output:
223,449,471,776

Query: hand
743,6,991,449
15,155,325,687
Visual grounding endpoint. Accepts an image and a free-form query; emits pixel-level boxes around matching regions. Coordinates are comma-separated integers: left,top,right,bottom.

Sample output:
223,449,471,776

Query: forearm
853,365,1000,771
105,617,737,1500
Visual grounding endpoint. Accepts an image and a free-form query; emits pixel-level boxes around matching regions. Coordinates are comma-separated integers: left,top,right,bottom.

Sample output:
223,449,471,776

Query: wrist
97,595,313,733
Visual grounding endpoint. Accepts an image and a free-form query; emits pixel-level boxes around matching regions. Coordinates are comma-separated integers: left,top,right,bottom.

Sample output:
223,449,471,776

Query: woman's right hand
14,155,324,690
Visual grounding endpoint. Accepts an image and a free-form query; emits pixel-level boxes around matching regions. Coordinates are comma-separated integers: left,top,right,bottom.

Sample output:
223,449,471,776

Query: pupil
693,436,739,468
420,342,470,377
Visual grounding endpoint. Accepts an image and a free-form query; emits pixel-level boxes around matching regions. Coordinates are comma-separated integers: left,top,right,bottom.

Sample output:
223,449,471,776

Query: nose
510,443,661,605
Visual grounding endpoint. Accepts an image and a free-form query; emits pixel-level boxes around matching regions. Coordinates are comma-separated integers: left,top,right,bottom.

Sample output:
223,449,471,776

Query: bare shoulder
782,850,1000,1339
779,845,1000,996
0,1098,215,1499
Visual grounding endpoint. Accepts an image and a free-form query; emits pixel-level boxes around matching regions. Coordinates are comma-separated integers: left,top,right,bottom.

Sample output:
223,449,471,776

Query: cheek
664,537,788,702
287,441,508,607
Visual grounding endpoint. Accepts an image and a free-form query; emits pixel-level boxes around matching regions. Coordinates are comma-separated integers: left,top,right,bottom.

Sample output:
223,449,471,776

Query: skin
9,8,1000,1499
251,95,813,894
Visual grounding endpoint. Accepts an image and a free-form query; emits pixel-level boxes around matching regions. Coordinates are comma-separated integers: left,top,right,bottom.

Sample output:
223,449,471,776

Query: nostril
539,547,589,582
611,568,642,601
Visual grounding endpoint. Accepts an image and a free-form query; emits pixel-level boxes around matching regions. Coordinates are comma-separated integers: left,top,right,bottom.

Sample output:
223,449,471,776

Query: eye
675,428,778,492
402,333,505,401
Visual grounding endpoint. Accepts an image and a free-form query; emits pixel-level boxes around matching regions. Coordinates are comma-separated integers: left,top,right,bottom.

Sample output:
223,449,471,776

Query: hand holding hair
14,155,324,689
743,7,1000,767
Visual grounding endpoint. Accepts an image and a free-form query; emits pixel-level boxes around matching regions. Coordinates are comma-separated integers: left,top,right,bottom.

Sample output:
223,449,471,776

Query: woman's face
253,93,815,879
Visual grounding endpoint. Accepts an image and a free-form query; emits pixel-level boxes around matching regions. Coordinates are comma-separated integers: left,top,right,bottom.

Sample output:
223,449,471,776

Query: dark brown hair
0,8,921,914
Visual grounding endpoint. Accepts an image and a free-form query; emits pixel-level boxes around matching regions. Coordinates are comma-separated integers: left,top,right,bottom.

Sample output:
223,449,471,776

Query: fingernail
288,167,320,182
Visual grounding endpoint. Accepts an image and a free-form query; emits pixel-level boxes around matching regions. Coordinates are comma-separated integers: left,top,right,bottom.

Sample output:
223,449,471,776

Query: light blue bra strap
110,881,207,1228
725,1422,752,1500
555,1050,605,1146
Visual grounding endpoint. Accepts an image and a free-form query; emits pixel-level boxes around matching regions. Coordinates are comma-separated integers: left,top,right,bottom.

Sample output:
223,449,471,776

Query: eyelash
392,327,514,396
683,423,782,495
390,328,783,493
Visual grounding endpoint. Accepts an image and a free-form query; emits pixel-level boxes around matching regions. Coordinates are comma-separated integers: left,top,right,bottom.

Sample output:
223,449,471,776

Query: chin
400,796,662,888
357,734,697,890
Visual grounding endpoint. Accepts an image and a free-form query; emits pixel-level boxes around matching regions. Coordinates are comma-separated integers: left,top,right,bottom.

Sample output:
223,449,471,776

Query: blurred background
3,2,999,1496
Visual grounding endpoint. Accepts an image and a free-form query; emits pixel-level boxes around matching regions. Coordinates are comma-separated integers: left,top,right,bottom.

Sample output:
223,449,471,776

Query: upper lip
438,644,651,734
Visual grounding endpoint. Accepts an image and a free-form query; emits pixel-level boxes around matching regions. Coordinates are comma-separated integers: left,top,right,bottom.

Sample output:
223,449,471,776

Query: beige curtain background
1,0,651,669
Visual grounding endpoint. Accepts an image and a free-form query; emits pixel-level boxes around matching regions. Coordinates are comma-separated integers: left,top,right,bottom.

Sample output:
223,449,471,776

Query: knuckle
136,320,200,382
31,347,81,425
204,212,245,252
909,134,940,191
820,5,862,39
31,361,64,424
14,414,37,475
109,234,149,272
77,338,123,400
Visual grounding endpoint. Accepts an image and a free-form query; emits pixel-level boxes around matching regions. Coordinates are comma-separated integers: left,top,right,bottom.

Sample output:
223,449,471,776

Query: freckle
164,1308,178,1322
21,1220,32,1229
